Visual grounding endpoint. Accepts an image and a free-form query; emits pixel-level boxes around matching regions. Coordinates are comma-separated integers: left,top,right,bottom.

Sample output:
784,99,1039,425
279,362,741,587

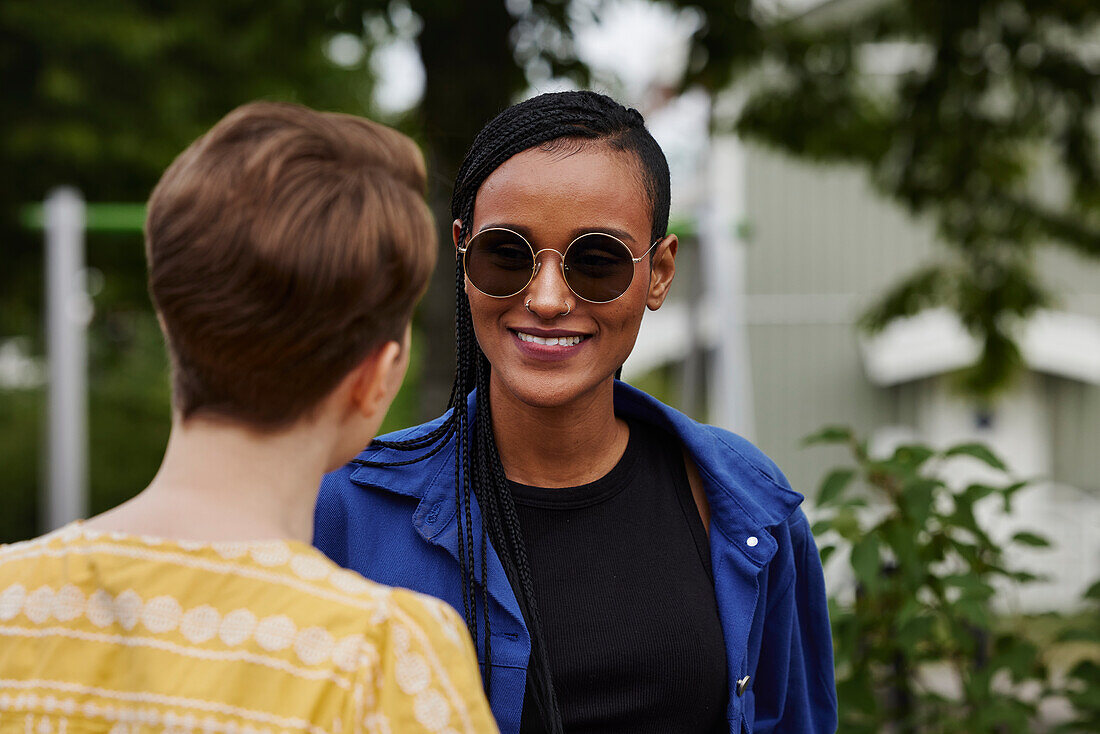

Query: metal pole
44,187,90,530
703,135,756,438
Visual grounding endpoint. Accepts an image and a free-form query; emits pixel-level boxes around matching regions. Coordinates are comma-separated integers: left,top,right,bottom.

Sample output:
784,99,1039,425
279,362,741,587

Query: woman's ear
646,234,677,311
452,219,464,253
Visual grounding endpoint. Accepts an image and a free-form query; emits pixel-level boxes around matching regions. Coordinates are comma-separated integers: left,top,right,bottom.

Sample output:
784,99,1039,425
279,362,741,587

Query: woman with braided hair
315,90,837,734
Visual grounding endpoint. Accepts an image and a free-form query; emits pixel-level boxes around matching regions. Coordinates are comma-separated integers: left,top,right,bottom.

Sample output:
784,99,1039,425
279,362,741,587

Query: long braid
453,256,476,648
362,91,670,731
474,356,563,730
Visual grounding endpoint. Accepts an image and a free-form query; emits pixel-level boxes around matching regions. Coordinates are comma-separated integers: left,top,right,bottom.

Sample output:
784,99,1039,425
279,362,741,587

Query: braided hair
359,90,670,733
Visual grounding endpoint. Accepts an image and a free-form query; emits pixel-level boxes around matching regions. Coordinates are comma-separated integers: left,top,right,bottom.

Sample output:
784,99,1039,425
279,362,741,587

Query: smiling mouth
514,330,588,347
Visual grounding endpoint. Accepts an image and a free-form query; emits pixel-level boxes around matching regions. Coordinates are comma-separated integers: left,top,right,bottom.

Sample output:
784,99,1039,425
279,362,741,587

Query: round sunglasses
459,227,662,304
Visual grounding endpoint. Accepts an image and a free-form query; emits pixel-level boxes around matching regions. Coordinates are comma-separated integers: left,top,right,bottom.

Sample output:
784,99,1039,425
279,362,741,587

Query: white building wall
742,143,1099,610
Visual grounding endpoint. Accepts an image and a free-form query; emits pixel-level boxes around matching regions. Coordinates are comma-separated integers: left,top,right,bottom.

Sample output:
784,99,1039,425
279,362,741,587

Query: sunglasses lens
464,229,534,297
563,233,636,302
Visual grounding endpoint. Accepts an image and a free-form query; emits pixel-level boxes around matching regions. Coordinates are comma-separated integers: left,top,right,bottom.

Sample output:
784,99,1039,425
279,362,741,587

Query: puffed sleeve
752,510,837,733
357,589,499,734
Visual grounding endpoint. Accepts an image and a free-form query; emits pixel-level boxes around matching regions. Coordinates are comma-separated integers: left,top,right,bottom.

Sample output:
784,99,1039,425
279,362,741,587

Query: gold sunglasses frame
458,227,662,304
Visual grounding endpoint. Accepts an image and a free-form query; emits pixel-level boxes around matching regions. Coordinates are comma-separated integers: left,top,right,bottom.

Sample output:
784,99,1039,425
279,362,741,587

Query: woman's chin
495,369,612,411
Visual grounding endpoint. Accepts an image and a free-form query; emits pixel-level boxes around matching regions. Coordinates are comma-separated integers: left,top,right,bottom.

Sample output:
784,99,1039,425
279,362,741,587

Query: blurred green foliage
1053,581,1100,733
0,0,409,542
734,0,1100,394
0,388,41,543
808,426,1099,732
0,0,392,335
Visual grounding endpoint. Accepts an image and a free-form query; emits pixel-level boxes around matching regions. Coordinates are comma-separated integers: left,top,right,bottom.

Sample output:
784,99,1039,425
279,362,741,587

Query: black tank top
510,418,728,734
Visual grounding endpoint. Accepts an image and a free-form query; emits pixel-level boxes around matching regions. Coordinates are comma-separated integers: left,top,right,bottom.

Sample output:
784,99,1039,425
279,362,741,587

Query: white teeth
516,332,583,347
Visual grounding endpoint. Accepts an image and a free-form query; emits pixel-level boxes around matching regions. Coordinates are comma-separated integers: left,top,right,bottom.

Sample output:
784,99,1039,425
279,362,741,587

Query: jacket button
746,536,758,547
736,675,751,696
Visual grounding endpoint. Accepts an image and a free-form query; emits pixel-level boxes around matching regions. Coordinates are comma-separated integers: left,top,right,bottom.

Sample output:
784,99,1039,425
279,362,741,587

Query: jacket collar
347,381,805,584
348,394,524,625
611,381,804,568
349,405,461,500
610,381,804,528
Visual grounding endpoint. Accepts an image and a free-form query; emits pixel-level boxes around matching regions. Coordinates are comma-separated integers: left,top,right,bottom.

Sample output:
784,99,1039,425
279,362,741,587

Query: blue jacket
314,382,837,733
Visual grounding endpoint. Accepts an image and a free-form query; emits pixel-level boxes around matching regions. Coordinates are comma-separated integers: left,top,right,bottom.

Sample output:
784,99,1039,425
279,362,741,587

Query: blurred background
2,0,1098,730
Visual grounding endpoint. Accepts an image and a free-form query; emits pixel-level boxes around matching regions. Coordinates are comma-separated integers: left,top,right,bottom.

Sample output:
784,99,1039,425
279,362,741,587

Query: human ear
349,339,407,421
452,219,464,254
646,235,677,311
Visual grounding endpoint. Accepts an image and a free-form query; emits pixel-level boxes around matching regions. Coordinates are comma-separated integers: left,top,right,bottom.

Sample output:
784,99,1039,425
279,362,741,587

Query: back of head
451,90,670,245
146,101,435,429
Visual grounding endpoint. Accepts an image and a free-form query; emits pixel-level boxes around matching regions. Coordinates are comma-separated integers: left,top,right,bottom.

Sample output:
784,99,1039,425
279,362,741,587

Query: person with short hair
315,91,837,734
0,101,498,734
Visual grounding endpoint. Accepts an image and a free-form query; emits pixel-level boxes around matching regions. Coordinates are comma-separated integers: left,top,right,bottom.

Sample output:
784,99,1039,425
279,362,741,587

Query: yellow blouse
0,523,498,734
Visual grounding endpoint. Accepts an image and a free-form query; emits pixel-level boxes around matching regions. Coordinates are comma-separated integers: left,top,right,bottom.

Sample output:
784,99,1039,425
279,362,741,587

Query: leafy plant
1053,580,1100,734
807,426,1061,733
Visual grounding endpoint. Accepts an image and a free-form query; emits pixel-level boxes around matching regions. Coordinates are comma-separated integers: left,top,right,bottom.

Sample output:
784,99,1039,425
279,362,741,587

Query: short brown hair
145,101,435,428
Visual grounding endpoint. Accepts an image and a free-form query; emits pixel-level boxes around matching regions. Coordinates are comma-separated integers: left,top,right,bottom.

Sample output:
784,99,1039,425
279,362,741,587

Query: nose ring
524,298,573,317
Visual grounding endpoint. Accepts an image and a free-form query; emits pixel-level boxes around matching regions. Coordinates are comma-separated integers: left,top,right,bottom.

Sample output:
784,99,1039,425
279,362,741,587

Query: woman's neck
84,415,335,544
489,375,629,488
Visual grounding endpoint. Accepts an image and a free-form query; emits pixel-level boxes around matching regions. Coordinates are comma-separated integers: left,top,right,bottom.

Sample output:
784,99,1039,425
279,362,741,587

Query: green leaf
890,444,936,473
831,507,863,542
896,597,923,628
896,613,935,652
850,535,881,589
818,468,856,506
944,443,1008,471
803,425,854,446
900,478,936,526
1083,579,1100,602
1011,531,1052,548
950,502,982,537
1001,480,1029,513
991,638,1040,681
1056,628,1100,644
819,545,837,565
1004,570,1047,584
881,521,922,587
943,574,996,599
954,597,990,627
1067,659,1100,684
961,483,997,504
837,673,878,716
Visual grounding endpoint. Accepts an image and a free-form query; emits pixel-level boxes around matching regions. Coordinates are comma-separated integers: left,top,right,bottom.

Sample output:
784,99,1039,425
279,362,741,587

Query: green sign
21,203,146,233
